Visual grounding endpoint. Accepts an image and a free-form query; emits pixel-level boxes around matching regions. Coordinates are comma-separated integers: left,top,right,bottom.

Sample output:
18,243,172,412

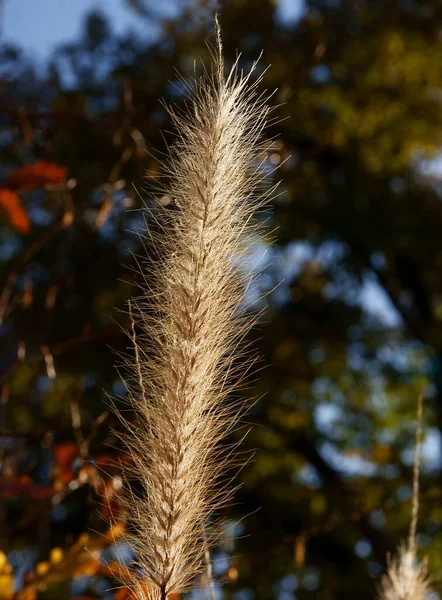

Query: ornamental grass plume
117,20,273,600
378,395,431,600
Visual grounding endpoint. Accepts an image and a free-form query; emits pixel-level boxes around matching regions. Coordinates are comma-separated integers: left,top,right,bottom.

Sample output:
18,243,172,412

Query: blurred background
1,0,442,598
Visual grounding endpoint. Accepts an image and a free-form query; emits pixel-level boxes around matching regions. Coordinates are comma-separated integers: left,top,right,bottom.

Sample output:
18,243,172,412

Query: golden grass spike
118,21,272,600
378,395,431,600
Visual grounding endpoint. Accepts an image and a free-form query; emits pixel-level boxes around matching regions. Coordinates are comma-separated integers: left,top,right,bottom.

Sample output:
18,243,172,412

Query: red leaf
0,479,55,499
0,188,30,234
54,442,79,485
6,160,67,191
55,442,79,471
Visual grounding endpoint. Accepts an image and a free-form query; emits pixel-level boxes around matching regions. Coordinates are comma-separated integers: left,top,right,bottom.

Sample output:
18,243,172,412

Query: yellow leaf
0,552,14,600
35,562,50,576
49,548,63,565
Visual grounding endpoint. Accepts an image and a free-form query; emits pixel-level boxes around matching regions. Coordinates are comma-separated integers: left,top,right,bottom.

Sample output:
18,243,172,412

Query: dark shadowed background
1,0,442,598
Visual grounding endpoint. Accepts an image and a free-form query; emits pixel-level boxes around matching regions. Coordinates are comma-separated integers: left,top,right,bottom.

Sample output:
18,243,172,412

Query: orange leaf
6,160,67,191
73,558,100,577
0,189,30,234
114,590,130,600
16,589,36,600
294,535,306,567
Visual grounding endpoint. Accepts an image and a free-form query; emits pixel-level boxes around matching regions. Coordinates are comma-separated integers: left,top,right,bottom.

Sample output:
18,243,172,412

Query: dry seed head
378,545,429,600
117,21,273,600
378,396,431,600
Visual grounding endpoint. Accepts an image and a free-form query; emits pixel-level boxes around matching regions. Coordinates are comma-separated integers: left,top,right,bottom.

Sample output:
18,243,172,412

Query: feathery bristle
378,545,429,600
378,396,431,600
118,22,272,600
